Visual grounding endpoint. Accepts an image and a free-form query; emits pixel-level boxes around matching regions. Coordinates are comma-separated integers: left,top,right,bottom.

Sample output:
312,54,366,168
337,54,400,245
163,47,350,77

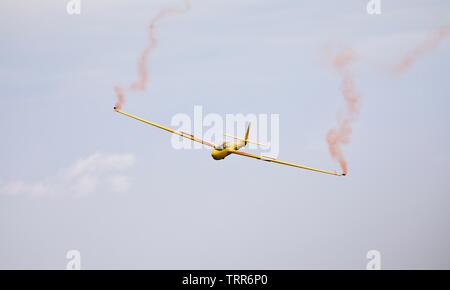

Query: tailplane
224,123,268,147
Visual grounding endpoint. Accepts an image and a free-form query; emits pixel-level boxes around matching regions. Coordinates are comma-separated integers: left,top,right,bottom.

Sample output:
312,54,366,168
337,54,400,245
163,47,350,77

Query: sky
0,0,449,269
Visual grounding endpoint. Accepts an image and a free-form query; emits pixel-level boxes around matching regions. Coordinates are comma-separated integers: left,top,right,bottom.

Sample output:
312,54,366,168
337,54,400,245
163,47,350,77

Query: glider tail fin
224,123,269,147
244,122,251,145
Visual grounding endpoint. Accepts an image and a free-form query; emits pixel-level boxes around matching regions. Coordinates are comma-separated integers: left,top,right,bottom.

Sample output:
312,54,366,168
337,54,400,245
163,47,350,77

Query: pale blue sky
1,0,450,269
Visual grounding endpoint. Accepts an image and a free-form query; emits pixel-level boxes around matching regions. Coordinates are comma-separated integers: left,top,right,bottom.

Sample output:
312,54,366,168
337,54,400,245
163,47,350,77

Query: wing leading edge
114,108,217,148
230,150,344,176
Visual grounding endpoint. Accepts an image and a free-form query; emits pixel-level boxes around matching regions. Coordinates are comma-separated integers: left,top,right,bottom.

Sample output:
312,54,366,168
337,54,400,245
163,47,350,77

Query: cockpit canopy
215,143,227,150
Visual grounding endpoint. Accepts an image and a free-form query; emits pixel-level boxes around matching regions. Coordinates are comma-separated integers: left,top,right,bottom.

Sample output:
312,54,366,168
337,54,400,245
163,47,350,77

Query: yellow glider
114,107,345,176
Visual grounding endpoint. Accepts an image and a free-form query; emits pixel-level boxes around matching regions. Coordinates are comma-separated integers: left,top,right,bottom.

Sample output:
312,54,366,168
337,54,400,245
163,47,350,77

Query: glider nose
211,149,222,160
211,149,228,160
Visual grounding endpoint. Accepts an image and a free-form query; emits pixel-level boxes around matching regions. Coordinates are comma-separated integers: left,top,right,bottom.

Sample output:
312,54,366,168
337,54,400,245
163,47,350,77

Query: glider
114,108,345,176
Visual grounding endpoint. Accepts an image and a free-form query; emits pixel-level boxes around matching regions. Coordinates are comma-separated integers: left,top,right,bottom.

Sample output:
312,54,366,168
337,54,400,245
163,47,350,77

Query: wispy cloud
0,153,136,197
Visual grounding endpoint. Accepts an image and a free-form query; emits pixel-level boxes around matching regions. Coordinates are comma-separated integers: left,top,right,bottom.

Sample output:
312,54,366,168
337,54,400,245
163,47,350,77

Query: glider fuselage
211,141,245,160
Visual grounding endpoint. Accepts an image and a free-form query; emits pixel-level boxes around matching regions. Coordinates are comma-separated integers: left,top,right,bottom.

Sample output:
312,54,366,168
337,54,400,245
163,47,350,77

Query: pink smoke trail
114,0,191,111
326,49,360,175
394,26,450,74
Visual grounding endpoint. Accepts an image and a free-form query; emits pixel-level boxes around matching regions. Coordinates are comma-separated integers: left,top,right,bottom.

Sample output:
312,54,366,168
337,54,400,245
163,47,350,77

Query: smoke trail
326,49,360,175
394,26,450,74
130,0,192,91
114,86,125,110
114,0,191,110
